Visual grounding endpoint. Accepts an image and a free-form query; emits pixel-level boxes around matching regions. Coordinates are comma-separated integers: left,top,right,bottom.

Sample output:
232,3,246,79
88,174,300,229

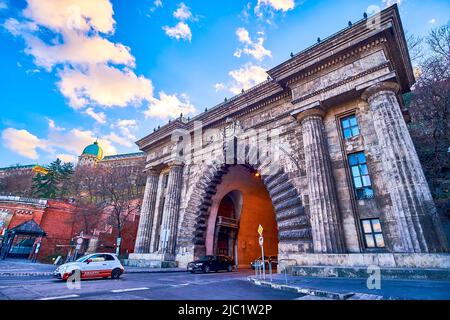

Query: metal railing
278,259,298,285
0,195,47,206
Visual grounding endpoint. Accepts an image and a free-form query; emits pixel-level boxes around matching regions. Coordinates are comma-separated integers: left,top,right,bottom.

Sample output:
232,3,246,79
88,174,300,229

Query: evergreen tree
32,158,74,199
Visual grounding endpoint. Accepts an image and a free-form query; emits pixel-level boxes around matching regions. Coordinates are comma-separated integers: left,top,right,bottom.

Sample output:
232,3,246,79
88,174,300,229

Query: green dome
82,141,104,160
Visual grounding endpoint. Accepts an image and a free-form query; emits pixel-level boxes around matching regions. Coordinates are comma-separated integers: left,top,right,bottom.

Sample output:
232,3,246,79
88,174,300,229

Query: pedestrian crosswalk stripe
111,287,149,293
38,294,80,300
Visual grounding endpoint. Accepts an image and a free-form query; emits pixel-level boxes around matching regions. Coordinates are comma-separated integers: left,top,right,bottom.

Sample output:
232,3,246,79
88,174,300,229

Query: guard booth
0,220,46,260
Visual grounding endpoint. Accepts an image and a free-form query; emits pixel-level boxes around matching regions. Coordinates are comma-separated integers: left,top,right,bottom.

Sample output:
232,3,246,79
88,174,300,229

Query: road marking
38,294,80,300
110,287,149,293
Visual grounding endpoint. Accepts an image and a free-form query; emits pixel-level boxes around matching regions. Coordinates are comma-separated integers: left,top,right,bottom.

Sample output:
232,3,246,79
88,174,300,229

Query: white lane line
38,294,80,300
110,287,149,293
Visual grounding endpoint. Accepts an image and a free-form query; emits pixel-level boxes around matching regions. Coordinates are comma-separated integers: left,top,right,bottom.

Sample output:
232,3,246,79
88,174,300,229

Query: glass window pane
348,154,358,166
362,175,372,187
358,152,366,164
350,117,357,126
375,234,385,247
365,235,375,248
342,119,350,128
354,177,363,188
364,187,374,198
351,166,361,177
371,219,382,233
360,164,369,175
352,126,360,136
343,128,352,138
362,220,372,233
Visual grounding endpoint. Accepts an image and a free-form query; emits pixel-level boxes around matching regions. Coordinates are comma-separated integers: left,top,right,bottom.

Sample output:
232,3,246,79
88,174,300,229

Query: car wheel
203,265,210,273
111,268,122,279
227,265,233,272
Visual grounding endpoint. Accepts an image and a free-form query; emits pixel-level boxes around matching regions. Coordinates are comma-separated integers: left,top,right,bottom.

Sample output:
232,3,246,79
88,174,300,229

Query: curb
0,272,53,277
0,269,187,277
248,276,360,300
125,269,187,274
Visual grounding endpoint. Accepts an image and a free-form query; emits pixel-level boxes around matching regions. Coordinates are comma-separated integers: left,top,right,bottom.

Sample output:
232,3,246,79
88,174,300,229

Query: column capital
295,107,326,124
361,81,400,102
144,167,160,176
167,160,184,168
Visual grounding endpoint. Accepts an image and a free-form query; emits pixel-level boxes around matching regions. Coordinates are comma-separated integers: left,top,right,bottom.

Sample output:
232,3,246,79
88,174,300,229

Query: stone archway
183,162,313,260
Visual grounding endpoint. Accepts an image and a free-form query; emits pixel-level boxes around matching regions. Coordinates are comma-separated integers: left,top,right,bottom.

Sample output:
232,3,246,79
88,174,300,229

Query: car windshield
198,255,213,261
76,255,92,262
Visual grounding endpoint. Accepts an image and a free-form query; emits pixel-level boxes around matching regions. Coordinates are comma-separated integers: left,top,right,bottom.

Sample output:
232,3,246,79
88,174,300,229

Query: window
361,219,385,248
348,152,374,199
341,114,360,139
163,174,169,188
102,254,115,261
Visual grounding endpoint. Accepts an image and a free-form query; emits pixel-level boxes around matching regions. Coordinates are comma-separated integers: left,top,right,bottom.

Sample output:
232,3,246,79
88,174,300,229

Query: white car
54,253,124,281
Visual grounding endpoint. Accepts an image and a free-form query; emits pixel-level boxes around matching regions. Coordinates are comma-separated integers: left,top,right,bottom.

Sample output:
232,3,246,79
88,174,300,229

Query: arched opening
205,165,278,268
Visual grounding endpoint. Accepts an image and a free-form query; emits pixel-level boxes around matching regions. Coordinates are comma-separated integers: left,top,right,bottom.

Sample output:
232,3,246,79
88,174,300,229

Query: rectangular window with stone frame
340,114,360,139
348,152,374,200
361,218,385,248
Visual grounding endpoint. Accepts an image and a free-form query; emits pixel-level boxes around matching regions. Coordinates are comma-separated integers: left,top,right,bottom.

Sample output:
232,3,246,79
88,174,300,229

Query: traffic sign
259,236,264,246
257,224,263,236
76,238,83,245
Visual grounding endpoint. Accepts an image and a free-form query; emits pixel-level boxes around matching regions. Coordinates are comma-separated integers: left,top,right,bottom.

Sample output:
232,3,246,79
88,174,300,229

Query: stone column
297,107,346,253
362,82,448,253
134,169,160,254
159,162,184,256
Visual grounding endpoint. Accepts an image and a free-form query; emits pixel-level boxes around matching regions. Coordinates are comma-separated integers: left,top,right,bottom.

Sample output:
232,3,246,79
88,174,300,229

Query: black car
187,255,234,273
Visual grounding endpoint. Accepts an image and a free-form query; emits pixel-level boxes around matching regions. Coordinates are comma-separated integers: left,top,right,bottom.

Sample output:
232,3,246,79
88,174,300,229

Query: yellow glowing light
255,172,260,177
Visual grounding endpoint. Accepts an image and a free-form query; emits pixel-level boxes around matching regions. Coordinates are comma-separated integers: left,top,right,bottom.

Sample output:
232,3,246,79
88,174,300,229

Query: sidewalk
248,274,450,300
0,260,186,277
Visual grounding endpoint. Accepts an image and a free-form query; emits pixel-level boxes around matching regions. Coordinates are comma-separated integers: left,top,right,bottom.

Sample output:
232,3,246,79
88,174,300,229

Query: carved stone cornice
361,81,400,102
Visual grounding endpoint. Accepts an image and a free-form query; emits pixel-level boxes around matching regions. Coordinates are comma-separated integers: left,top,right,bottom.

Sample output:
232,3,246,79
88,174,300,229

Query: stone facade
129,6,449,268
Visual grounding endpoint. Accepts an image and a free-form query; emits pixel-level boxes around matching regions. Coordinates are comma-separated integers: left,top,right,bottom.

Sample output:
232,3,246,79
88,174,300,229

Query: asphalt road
0,270,303,300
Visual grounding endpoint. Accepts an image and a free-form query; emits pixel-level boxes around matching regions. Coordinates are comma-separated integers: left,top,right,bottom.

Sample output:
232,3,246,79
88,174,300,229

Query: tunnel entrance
206,165,278,268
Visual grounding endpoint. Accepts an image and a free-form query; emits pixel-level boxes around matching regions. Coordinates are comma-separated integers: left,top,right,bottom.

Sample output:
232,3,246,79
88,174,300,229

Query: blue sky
0,0,449,167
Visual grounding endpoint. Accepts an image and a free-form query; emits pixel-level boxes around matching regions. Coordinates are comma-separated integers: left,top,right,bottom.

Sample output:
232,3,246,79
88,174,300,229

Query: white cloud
2,125,120,161
214,83,226,92
2,18,38,36
56,153,78,163
23,0,115,33
257,0,295,12
105,132,134,148
85,108,107,124
2,128,42,160
145,92,196,119
58,64,153,109
25,32,135,70
173,2,192,21
255,0,295,17
116,119,137,127
162,22,192,41
154,0,163,8
49,128,118,156
234,27,272,61
382,0,403,7
47,118,65,131
4,0,155,113
225,63,268,94
429,18,436,24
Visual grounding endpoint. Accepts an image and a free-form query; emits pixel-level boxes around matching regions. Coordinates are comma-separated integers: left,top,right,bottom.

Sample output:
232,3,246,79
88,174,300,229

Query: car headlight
195,263,203,266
